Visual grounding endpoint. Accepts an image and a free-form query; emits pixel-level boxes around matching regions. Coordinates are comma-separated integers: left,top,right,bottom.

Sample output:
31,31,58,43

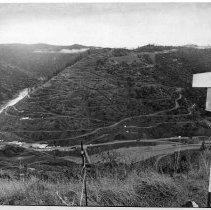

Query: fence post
80,141,88,206
207,164,211,207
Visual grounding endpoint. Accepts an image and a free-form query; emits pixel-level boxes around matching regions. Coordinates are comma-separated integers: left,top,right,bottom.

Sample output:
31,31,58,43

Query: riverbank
0,88,30,114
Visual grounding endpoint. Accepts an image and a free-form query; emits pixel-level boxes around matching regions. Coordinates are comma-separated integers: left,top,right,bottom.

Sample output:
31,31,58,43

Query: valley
0,45,210,163
0,43,89,106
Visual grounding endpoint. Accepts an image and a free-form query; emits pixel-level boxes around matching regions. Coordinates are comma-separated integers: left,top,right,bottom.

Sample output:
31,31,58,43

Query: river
0,88,55,149
0,88,29,114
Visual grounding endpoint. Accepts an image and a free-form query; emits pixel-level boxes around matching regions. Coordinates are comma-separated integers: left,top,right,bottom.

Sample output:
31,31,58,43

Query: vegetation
0,147,209,206
0,44,211,206
112,48,130,57
136,44,176,52
1,46,206,145
0,44,88,105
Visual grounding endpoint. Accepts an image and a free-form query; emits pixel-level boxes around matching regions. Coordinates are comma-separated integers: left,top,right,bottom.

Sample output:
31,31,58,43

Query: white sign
193,72,211,88
206,88,211,112
193,73,211,111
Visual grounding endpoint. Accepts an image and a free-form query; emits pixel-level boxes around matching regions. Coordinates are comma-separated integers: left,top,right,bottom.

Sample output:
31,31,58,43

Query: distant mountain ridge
0,43,97,50
182,44,211,49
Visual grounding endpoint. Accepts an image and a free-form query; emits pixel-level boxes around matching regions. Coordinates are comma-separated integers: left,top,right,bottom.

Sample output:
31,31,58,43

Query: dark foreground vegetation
0,145,210,206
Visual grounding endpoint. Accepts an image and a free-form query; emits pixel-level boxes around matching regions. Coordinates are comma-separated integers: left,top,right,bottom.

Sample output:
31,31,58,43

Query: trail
4,89,191,145
37,91,189,144
7,96,173,117
86,137,182,148
3,86,179,120
110,144,201,165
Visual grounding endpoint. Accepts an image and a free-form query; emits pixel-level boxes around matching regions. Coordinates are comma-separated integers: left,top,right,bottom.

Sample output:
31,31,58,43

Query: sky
0,3,211,48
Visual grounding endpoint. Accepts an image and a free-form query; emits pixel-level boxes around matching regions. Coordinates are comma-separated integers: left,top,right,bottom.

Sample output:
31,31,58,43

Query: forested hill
0,45,211,145
0,43,90,105
136,45,211,113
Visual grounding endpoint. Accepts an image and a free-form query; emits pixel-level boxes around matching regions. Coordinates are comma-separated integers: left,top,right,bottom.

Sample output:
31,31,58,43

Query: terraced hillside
0,43,89,106
0,47,205,148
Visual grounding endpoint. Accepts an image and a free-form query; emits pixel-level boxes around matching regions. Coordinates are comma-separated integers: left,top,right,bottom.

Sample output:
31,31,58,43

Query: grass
0,167,208,206
0,148,210,206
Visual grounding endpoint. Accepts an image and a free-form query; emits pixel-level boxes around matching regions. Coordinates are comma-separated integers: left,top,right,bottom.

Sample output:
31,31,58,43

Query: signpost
192,72,211,207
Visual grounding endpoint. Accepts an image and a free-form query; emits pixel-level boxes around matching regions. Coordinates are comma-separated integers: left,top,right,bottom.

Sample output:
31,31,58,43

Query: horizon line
0,42,210,49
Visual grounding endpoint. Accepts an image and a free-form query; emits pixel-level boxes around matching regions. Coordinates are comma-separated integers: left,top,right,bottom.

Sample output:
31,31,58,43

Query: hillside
0,46,210,145
0,43,90,105
0,62,35,104
0,45,211,206
0,43,91,78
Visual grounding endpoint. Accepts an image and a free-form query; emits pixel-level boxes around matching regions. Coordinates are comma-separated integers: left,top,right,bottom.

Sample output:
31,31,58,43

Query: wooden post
207,164,211,208
81,141,85,167
19,159,25,181
80,141,88,206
